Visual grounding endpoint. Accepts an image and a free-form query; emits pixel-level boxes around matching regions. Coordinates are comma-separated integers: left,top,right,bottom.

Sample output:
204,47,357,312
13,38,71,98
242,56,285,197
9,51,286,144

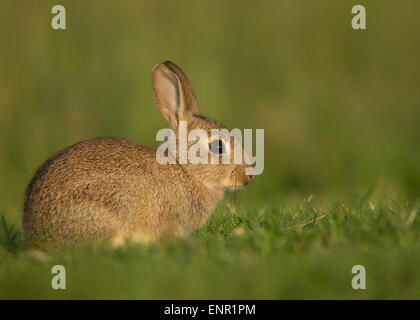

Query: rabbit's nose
243,174,254,186
246,164,255,181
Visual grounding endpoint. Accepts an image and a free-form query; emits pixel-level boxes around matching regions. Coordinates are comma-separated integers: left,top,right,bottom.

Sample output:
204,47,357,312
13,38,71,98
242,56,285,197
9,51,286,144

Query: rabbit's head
152,61,254,191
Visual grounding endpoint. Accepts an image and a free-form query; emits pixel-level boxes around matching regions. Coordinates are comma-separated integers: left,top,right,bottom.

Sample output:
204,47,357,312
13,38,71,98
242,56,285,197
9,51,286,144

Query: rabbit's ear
163,61,200,116
152,62,199,128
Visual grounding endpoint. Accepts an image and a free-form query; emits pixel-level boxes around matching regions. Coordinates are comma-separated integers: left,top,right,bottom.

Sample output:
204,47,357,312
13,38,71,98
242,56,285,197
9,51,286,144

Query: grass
1,216,23,254
1,0,420,299
1,194,419,299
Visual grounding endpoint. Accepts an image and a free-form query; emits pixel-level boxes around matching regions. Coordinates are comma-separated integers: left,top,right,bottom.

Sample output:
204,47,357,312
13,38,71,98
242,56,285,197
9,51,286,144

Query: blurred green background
0,0,419,299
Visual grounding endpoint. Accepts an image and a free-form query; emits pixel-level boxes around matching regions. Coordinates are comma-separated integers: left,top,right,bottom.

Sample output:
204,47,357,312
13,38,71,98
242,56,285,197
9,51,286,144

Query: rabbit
22,61,254,249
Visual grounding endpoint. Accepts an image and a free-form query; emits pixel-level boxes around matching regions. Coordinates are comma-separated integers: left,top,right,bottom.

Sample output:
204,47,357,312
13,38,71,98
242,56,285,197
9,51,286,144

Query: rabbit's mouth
223,166,254,191
226,174,254,191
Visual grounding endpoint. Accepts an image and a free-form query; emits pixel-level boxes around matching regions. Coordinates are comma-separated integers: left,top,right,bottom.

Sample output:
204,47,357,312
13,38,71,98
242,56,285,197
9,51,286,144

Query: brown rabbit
23,61,254,248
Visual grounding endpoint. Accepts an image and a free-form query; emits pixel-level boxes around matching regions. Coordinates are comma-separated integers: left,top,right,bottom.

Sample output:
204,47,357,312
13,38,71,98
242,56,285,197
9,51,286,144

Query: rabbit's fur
23,61,253,248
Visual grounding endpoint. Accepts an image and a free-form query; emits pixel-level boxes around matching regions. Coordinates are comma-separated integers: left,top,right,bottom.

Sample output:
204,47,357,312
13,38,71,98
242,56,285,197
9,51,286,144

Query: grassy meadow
1,0,420,298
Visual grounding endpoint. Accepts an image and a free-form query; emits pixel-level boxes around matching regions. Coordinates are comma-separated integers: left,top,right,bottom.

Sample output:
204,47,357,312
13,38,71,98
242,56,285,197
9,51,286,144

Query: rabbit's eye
209,139,225,154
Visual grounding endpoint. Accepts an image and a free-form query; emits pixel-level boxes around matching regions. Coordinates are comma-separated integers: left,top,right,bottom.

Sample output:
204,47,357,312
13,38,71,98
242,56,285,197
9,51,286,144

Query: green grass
1,0,420,298
1,195,419,299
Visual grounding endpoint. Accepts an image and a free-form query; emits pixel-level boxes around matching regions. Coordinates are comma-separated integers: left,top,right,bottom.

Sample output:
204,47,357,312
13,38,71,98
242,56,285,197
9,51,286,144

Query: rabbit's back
23,137,206,248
